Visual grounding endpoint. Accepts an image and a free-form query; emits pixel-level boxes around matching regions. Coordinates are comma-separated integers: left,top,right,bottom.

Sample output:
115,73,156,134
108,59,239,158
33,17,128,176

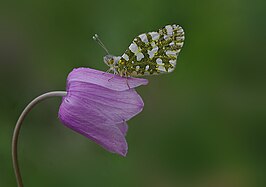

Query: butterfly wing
118,24,185,76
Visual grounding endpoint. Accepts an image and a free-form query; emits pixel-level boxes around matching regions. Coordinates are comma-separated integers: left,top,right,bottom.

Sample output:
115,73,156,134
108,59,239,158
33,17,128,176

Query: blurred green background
1,0,266,186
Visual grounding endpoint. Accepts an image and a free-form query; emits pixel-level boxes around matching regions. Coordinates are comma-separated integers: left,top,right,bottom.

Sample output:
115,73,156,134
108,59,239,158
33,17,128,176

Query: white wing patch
165,25,173,35
129,43,138,53
122,53,129,61
139,33,149,43
148,46,158,58
156,58,163,65
136,52,144,61
149,32,160,40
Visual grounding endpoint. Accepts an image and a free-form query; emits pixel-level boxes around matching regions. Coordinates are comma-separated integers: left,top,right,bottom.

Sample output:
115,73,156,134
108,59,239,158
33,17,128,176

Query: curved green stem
12,91,67,187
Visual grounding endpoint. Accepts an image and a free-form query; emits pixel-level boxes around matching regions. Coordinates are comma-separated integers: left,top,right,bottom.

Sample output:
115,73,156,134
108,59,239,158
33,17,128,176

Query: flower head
58,68,148,156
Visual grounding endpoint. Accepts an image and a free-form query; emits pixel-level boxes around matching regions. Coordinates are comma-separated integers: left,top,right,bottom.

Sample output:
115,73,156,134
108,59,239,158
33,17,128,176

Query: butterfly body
103,24,184,77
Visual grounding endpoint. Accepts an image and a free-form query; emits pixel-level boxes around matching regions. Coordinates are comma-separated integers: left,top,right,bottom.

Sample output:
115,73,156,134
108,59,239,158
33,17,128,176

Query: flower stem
12,91,67,187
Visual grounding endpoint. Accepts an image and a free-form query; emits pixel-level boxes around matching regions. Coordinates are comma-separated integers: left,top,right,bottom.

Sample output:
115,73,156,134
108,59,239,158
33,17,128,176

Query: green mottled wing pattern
117,24,184,76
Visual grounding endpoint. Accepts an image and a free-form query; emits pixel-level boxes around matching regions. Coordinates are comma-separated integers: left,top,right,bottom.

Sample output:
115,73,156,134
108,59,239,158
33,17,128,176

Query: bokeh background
1,0,266,186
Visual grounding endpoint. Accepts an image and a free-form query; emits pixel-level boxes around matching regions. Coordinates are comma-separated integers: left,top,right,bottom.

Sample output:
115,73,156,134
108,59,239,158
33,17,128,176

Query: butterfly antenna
93,34,110,54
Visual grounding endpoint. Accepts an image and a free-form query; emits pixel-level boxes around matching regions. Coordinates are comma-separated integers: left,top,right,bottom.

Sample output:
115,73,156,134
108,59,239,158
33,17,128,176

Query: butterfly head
103,55,114,66
104,54,120,69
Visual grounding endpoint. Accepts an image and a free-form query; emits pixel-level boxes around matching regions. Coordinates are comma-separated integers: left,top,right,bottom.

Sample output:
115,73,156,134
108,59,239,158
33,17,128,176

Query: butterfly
93,24,184,77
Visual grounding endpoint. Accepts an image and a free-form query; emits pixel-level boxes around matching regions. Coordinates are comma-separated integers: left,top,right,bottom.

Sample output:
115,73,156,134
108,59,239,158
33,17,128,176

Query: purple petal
117,121,128,136
59,107,128,156
67,67,148,91
66,82,144,123
58,85,141,156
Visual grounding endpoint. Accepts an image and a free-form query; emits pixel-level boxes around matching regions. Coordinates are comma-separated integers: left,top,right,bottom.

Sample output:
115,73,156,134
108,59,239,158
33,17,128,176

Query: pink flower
58,68,148,156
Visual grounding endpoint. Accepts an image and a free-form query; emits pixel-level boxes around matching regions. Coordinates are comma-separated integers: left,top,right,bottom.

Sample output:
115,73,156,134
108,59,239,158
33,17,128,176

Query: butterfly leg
126,77,130,89
107,71,118,81
108,75,115,81
124,71,131,89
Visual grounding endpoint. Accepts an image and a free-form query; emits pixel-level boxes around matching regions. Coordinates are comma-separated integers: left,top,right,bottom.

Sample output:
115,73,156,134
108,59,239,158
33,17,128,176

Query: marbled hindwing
117,24,185,76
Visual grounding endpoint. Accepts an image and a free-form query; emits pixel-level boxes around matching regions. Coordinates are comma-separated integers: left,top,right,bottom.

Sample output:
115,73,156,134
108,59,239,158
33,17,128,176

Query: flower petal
59,105,128,156
66,81,144,123
117,121,128,136
58,84,141,156
67,67,148,91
